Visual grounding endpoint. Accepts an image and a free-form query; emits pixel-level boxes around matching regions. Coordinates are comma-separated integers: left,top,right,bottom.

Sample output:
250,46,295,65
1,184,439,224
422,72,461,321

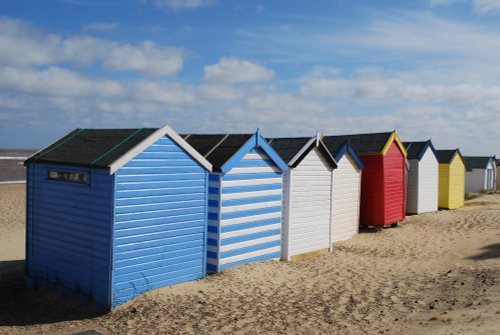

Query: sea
0,149,37,183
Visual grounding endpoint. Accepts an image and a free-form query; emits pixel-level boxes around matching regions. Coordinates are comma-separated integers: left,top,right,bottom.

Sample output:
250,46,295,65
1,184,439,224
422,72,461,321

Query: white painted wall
417,149,439,213
282,147,333,260
331,153,361,243
467,160,497,192
466,169,486,192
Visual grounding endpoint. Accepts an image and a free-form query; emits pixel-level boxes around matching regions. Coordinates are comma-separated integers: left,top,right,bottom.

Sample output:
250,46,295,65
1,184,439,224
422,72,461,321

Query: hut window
48,170,88,183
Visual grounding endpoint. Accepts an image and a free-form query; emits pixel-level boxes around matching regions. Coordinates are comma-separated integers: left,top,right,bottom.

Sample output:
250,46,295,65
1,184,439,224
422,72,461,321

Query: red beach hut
323,131,408,227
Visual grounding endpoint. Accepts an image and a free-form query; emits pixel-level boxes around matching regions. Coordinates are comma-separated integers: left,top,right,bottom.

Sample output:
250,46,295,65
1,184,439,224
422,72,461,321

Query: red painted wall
359,154,384,226
359,141,406,227
383,142,406,224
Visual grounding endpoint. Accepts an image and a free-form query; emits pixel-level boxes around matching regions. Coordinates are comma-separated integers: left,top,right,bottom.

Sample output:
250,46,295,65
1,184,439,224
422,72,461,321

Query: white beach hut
403,141,439,214
463,156,497,192
268,136,337,260
321,138,365,242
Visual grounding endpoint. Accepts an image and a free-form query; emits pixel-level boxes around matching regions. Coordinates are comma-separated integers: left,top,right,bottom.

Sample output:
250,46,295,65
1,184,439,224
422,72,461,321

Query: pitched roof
435,149,461,164
463,156,494,170
320,137,365,169
267,136,336,168
322,132,393,154
404,140,436,161
182,134,253,171
25,126,212,173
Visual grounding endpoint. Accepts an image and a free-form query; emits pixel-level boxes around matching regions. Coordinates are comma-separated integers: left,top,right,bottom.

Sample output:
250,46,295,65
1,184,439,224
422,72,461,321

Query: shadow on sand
467,243,500,261
0,260,105,327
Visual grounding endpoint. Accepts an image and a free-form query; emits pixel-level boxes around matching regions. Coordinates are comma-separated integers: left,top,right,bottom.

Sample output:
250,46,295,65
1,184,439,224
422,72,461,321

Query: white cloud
102,41,184,77
473,0,500,12
0,17,184,77
203,57,275,84
82,22,120,32
154,0,216,10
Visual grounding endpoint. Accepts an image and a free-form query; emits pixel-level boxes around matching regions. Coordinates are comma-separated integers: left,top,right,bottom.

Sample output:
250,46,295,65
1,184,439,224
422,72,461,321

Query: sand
0,184,499,335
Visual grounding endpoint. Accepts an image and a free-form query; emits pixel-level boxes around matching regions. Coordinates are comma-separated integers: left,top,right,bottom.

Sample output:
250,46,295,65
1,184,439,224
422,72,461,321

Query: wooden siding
417,149,438,214
332,153,361,242
465,169,486,192
407,150,438,214
438,163,450,208
406,159,419,214
26,163,113,307
207,148,282,272
283,147,333,260
448,157,465,209
383,142,406,224
112,135,208,308
359,154,384,226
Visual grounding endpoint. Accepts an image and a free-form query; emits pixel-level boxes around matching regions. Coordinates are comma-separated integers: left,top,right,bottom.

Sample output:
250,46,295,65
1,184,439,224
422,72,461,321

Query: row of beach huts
23,126,497,310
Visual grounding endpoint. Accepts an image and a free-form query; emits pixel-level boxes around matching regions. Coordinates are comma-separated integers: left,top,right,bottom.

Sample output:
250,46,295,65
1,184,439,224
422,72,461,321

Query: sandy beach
0,184,499,335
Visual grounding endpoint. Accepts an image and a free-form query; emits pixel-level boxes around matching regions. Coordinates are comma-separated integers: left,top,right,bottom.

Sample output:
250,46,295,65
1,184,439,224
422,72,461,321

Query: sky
0,0,499,156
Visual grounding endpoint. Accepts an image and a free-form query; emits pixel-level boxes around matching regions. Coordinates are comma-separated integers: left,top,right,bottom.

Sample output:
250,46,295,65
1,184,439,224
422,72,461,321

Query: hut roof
267,136,336,168
463,156,494,171
404,140,437,161
435,149,462,164
322,131,407,156
182,134,254,170
25,126,212,172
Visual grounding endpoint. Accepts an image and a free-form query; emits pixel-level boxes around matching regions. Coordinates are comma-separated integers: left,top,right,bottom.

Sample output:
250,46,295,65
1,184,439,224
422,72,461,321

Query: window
48,170,88,183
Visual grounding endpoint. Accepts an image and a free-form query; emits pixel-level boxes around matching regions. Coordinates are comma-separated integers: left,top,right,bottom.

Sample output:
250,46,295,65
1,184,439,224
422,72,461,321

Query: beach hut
267,135,337,260
497,159,500,190
403,141,439,214
182,131,288,273
320,137,365,241
323,131,407,228
24,126,212,310
435,149,465,209
463,156,497,192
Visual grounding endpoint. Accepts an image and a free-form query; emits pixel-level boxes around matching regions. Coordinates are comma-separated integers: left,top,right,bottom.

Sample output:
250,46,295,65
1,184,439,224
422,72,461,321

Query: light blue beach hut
182,131,288,273
24,125,212,310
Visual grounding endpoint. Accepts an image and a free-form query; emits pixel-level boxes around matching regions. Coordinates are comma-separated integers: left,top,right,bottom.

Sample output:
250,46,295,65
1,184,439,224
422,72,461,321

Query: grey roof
25,128,157,169
435,149,460,164
182,134,253,171
322,132,393,154
404,141,428,160
266,137,312,164
463,156,493,170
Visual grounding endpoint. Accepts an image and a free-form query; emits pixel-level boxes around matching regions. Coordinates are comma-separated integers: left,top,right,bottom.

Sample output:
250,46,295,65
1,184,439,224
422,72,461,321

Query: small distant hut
435,149,465,209
268,135,337,260
463,156,497,192
25,126,212,310
323,131,407,228
403,140,439,214
182,131,288,272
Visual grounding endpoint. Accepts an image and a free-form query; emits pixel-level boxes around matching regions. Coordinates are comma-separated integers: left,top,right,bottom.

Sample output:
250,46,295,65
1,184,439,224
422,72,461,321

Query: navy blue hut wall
26,127,211,310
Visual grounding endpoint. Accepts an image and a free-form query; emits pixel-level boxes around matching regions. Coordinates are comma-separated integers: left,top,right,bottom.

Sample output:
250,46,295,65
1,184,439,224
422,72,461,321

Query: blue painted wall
206,147,283,272
111,135,208,308
26,163,114,307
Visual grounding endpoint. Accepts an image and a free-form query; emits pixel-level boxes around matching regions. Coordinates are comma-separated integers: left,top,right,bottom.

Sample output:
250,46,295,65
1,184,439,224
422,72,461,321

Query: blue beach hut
25,125,212,310
182,131,288,273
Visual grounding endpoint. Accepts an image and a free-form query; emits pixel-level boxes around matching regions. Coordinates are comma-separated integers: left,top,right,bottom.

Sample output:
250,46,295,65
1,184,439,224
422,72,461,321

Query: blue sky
0,0,499,156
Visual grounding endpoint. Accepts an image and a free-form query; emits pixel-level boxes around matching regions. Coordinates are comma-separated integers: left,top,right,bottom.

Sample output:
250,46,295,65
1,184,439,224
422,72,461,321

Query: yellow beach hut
435,149,465,209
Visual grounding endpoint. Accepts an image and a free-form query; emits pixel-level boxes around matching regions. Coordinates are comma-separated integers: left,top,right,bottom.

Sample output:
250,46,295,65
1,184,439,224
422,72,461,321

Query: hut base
290,248,330,261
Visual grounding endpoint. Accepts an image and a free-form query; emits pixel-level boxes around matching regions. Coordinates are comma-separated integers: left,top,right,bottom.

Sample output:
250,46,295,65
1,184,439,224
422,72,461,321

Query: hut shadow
358,226,383,234
467,243,500,261
0,260,105,327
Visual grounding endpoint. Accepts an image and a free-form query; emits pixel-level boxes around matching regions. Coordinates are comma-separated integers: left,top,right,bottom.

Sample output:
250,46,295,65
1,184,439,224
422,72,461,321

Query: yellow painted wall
438,157,465,209
448,156,465,209
438,164,449,208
